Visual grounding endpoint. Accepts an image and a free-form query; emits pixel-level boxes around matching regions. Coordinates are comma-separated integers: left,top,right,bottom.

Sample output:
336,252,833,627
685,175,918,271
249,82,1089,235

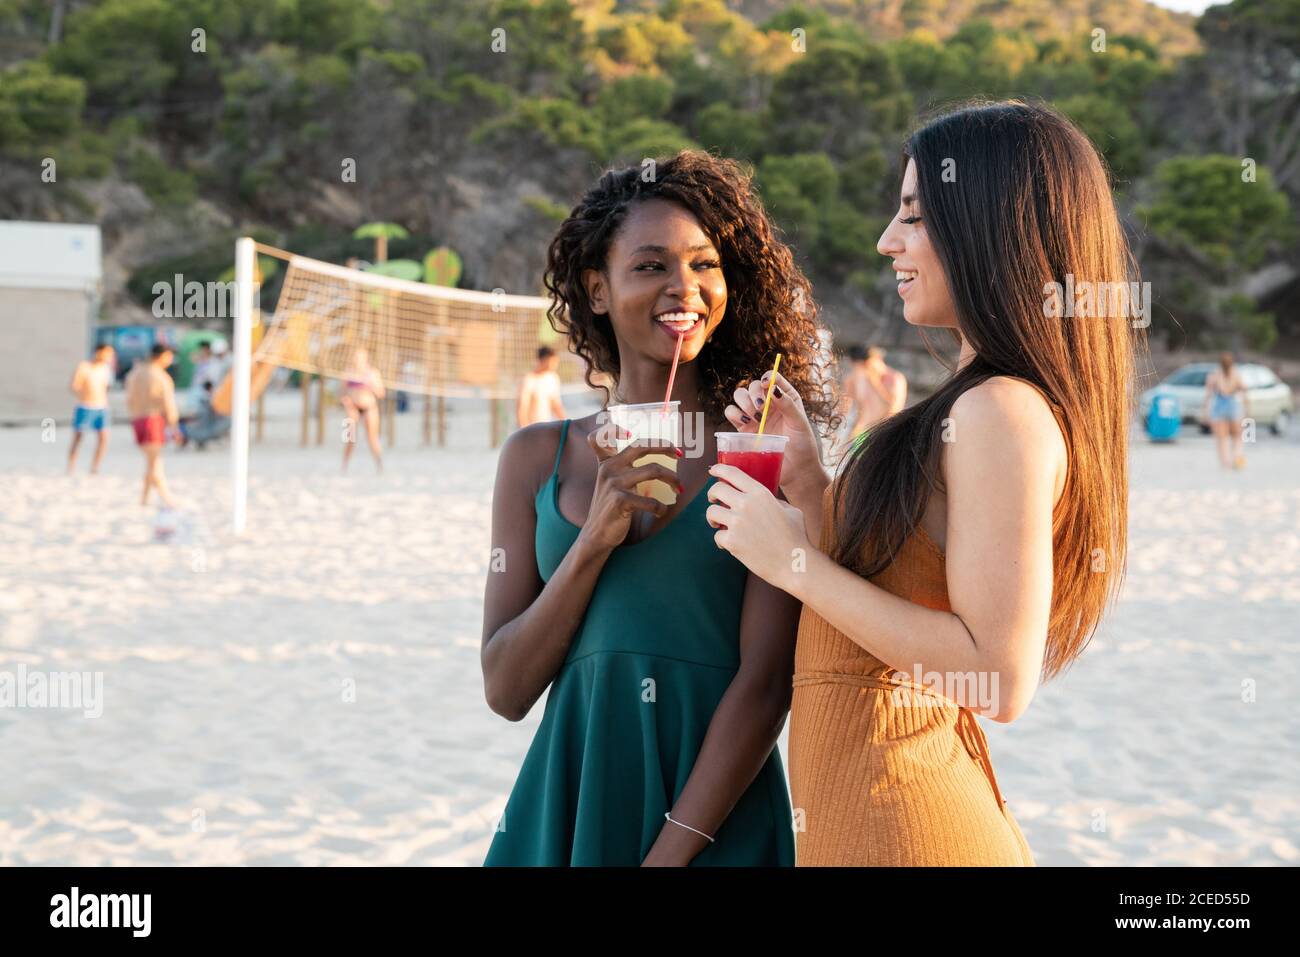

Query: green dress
484,419,796,866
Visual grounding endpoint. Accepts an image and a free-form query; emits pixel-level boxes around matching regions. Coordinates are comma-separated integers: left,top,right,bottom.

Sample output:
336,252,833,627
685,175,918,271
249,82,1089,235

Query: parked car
1138,362,1293,435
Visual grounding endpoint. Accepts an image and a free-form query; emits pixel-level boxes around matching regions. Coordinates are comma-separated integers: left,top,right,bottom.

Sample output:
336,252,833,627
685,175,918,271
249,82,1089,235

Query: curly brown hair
543,150,841,434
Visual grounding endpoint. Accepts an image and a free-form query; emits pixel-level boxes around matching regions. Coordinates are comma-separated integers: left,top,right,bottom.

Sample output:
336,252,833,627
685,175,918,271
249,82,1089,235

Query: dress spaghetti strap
551,419,570,477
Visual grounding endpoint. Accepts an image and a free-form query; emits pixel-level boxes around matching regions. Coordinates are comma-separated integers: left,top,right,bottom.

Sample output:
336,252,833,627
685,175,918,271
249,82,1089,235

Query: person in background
125,343,180,507
340,347,385,473
1204,351,1249,470
67,344,116,474
208,339,231,391
833,345,868,454
189,342,217,394
179,382,231,450
515,345,566,428
847,345,907,441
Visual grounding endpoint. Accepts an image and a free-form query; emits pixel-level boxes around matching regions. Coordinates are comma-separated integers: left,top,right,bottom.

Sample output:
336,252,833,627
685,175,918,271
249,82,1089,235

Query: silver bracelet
664,812,715,843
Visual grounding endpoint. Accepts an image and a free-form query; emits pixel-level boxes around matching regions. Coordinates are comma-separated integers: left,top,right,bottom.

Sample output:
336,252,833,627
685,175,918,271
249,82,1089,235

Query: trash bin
1145,390,1181,442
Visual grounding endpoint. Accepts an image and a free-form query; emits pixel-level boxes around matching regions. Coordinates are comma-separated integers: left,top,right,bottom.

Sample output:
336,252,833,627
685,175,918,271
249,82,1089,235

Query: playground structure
224,237,595,532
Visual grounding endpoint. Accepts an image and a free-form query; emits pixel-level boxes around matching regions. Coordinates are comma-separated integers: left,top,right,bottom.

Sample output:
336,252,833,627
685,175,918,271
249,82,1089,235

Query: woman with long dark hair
706,101,1143,865
481,150,838,865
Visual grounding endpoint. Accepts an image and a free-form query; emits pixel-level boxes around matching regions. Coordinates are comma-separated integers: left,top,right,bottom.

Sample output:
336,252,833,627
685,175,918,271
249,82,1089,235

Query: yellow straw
754,353,781,448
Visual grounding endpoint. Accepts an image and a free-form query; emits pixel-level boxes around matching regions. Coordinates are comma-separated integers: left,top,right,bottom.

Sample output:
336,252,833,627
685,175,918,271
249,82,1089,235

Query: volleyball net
227,237,598,534
251,244,594,399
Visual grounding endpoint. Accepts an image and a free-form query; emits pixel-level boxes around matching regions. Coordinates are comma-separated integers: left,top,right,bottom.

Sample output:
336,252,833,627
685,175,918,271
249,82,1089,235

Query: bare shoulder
947,377,1067,489
951,377,1060,437
496,419,574,499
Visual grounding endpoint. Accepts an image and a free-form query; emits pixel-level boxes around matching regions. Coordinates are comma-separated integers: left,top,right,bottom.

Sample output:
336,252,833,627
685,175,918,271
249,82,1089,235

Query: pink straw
662,329,684,414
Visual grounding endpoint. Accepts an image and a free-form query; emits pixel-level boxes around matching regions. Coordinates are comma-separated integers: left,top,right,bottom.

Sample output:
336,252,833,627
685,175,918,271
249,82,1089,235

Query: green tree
1139,155,1294,347
766,40,910,161
1057,94,1143,183
1141,155,1292,270
0,60,85,150
1192,0,1300,194
692,102,763,160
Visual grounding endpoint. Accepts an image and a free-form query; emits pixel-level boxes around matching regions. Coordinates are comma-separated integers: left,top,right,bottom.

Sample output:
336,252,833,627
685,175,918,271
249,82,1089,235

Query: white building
0,221,102,423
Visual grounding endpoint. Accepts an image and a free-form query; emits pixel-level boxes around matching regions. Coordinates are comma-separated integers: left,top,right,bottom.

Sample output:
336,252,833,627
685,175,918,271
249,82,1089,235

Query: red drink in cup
715,432,788,494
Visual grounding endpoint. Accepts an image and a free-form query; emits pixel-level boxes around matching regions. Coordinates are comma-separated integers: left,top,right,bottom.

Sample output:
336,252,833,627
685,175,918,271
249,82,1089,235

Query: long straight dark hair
831,100,1143,679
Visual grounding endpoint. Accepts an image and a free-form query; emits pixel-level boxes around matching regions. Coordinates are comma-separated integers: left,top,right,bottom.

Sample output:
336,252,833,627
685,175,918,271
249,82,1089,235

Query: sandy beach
1,389,1296,866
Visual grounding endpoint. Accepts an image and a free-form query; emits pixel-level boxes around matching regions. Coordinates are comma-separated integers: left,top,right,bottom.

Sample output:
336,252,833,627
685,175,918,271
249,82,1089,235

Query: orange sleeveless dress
789,483,1036,866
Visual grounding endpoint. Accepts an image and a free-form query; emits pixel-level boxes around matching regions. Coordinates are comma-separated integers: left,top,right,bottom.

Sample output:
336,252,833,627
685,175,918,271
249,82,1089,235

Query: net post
300,373,309,447
421,333,434,447
316,375,326,444
231,236,255,535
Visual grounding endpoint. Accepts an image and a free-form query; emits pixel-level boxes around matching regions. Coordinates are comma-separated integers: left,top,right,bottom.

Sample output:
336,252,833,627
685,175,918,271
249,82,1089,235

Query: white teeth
655,312,701,325
895,271,918,281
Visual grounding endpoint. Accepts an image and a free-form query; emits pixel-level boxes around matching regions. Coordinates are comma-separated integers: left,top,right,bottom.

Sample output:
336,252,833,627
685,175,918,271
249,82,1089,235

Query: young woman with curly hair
481,150,838,866
707,101,1143,865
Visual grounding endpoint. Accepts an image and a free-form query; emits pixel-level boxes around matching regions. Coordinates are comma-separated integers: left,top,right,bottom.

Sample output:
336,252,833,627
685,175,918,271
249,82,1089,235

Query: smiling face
583,198,727,368
876,158,957,330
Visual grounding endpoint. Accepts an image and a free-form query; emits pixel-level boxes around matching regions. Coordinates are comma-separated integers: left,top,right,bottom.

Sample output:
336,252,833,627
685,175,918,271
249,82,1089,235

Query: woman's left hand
706,463,810,594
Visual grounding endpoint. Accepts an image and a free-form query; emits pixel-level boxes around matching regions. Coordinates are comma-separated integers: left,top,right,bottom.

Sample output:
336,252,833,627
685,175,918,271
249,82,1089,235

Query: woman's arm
710,378,1063,725
784,465,830,546
642,571,801,865
480,425,613,720
786,380,1062,723
481,423,677,720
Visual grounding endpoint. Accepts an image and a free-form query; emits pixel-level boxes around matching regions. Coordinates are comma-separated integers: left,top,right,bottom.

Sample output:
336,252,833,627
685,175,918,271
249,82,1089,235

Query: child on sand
67,344,115,474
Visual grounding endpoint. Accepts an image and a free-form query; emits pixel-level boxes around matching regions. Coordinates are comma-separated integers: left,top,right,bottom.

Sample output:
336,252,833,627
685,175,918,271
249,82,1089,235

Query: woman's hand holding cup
723,371,824,499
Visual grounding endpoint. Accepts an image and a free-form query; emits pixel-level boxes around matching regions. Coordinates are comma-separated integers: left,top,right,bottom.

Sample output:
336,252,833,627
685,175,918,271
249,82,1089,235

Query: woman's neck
612,360,706,415
956,335,976,371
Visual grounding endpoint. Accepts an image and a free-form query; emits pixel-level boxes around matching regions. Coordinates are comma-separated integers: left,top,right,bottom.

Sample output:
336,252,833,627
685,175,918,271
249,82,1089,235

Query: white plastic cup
606,400,681,505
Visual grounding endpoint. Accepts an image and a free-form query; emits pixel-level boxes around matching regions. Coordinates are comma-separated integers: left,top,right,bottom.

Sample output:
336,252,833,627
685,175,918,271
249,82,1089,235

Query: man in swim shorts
124,343,180,506
67,343,116,474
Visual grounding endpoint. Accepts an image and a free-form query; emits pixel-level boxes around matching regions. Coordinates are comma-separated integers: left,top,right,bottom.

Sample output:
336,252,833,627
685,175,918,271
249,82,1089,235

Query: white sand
1,389,1296,865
